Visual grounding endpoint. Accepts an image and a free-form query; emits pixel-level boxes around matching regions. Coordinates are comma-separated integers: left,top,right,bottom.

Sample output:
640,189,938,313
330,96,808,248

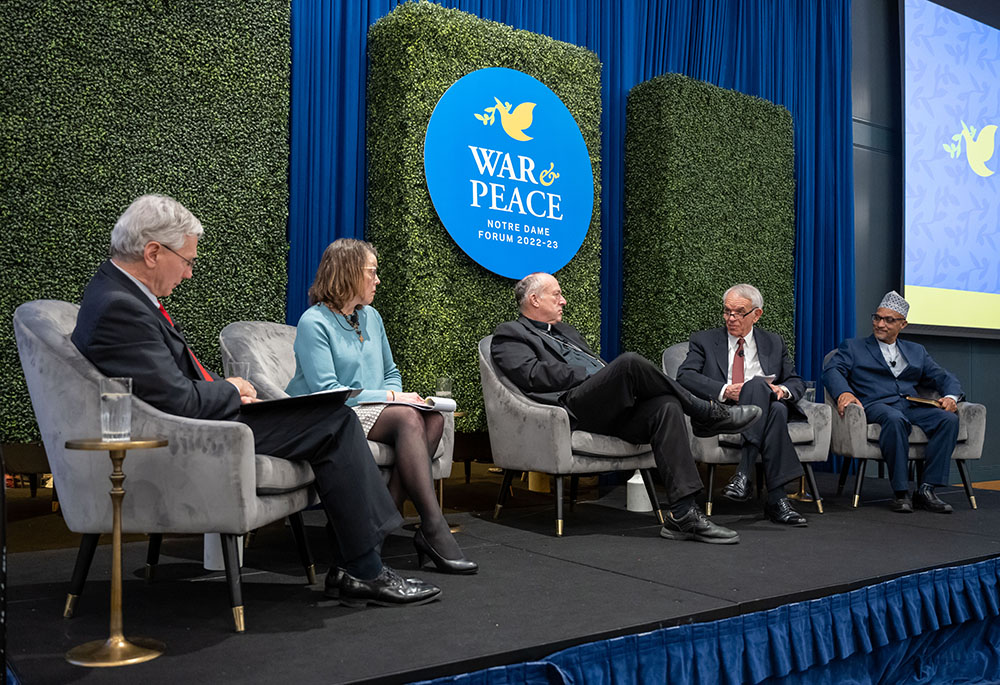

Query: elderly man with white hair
677,284,809,527
823,291,964,514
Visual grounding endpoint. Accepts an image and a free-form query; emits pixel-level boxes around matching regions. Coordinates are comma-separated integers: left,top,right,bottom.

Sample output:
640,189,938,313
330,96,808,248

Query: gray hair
723,283,764,310
110,194,204,261
515,272,549,310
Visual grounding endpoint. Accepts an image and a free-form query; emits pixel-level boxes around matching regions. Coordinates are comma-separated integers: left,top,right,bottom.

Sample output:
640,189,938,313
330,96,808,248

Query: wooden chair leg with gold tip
64,533,100,618
639,469,665,524
704,464,716,516
803,465,824,513
287,512,317,585
554,476,564,536
493,469,516,520
221,533,245,633
852,459,869,507
956,460,978,509
145,534,162,583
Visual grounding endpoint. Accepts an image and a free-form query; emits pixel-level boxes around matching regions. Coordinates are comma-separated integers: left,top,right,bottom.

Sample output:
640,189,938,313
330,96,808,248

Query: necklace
344,312,364,342
325,303,364,342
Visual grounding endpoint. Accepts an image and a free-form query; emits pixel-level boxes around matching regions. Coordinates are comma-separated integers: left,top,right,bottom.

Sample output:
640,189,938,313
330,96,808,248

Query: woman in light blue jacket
287,239,476,575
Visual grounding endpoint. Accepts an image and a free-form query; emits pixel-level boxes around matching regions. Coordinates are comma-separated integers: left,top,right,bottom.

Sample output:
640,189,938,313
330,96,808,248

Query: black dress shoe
691,403,762,438
764,498,808,526
890,494,913,513
324,567,429,599
338,567,441,607
914,484,953,514
660,505,740,544
414,529,478,575
722,471,753,502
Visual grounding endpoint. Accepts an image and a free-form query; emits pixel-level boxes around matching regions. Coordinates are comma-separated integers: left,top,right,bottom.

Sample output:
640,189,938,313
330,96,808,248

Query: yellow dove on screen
962,123,996,177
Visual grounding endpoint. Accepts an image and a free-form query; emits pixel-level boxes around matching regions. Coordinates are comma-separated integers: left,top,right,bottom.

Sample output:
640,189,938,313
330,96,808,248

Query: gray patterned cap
878,290,909,318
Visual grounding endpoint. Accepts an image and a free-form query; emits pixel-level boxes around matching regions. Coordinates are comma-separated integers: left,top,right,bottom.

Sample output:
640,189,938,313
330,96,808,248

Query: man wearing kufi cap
823,291,964,513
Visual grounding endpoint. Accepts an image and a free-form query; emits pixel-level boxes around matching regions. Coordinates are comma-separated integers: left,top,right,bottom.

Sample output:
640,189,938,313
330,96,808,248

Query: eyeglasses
160,243,196,270
722,309,756,320
871,313,905,324
364,266,378,279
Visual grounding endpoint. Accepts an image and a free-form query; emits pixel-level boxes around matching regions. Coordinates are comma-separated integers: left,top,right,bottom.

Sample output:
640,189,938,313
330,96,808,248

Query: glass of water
224,360,250,380
100,377,132,442
435,376,453,399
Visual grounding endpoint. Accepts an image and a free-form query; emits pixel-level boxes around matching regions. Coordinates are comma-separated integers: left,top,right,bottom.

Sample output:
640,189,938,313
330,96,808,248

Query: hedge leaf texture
0,1,290,443
623,73,795,362
367,1,602,432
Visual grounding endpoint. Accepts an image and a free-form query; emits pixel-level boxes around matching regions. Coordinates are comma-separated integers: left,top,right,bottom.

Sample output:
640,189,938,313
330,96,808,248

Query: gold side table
64,438,167,667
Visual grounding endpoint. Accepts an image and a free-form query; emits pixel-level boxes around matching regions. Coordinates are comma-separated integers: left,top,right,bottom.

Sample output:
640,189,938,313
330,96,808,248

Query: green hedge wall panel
623,73,795,363
367,2,602,432
1,1,290,442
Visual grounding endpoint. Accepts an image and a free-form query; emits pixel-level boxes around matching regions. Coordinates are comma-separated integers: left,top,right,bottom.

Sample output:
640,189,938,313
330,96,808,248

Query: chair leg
705,464,716,516
438,478,444,510
915,460,925,485
955,460,977,510
288,512,317,585
28,473,39,498
803,464,824,514
569,475,580,511
64,533,101,618
555,476,564,537
464,459,472,484
493,469,516,519
221,533,245,633
837,457,851,496
639,469,664,524
852,459,868,507
145,533,163,583
51,481,60,512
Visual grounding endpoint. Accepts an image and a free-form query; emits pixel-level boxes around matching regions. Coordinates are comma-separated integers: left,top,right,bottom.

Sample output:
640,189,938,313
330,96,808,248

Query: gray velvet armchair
218,321,453,487
14,300,320,633
822,350,986,508
662,342,832,515
477,336,663,536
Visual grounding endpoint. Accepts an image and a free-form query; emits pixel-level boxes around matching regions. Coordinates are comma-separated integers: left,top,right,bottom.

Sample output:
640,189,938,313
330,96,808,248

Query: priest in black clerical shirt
490,272,761,545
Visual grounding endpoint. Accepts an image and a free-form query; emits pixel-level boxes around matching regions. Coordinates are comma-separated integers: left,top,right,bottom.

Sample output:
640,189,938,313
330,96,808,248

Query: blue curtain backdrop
289,0,856,382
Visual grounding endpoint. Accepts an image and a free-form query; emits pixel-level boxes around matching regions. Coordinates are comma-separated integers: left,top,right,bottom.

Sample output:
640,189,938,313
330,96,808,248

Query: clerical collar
525,317,552,332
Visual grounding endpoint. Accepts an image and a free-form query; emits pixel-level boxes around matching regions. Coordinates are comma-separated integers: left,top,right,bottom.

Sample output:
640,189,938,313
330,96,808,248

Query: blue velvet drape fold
413,557,1000,684
289,0,855,383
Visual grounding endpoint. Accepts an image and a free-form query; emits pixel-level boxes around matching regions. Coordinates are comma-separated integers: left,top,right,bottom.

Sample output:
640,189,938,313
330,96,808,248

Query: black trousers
734,377,802,489
238,402,402,563
560,353,705,504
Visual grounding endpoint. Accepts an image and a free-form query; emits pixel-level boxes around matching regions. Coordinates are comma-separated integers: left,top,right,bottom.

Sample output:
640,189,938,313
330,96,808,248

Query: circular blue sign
424,68,594,280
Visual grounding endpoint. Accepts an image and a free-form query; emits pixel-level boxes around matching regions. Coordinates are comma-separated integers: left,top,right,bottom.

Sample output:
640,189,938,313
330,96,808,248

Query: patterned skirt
352,403,387,437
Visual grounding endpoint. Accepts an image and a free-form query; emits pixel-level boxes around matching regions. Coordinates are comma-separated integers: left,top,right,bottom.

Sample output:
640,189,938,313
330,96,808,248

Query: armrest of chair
957,401,987,459
829,401,869,458
483,383,573,474
796,399,832,461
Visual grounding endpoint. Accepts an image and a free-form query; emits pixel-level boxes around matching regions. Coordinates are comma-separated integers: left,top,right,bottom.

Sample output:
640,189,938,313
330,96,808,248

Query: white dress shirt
720,328,788,401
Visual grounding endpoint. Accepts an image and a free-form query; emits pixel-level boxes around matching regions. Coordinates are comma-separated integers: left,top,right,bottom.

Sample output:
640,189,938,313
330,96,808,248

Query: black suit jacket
677,327,806,419
72,260,240,420
491,316,599,404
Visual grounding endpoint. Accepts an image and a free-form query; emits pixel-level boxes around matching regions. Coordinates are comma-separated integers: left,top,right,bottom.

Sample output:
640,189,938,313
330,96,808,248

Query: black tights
367,406,462,558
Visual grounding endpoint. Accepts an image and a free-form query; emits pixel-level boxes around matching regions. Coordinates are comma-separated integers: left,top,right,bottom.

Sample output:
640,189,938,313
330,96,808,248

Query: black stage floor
7,472,1000,684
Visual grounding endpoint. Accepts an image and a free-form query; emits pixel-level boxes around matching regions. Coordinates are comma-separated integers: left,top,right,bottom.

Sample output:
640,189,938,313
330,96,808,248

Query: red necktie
732,337,745,384
158,302,214,382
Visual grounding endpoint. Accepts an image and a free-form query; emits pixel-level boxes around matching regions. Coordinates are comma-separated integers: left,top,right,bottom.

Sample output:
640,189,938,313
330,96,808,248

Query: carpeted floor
5,466,999,684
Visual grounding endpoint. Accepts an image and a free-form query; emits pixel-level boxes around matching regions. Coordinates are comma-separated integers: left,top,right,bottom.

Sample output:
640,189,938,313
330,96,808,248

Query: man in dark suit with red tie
677,284,808,526
71,194,439,607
